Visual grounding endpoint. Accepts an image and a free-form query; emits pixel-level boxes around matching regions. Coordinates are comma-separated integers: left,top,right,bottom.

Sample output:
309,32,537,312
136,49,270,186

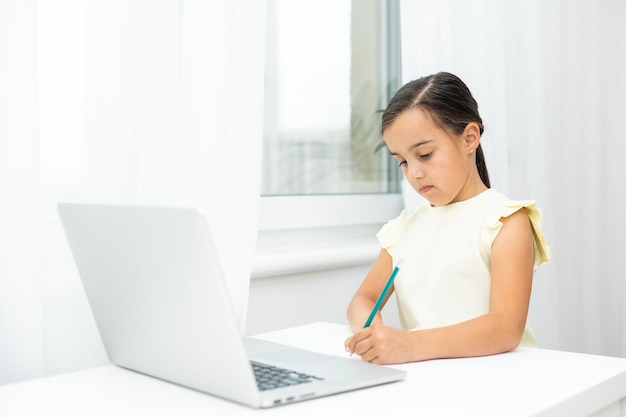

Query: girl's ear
463,122,481,154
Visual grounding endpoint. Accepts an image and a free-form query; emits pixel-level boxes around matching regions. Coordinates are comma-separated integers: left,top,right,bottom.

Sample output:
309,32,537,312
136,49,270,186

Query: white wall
246,263,400,337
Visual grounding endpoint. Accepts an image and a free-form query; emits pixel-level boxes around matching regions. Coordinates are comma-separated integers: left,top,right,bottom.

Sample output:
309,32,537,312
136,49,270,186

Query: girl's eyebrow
389,140,433,156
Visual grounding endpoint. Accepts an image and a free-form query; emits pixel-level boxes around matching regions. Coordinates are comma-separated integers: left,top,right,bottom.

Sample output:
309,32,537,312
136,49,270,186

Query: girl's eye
398,160,407,168
420,152,432,160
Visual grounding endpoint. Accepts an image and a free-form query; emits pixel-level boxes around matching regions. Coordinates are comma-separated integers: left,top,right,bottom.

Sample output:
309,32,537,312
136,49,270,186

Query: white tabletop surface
1,322,626,417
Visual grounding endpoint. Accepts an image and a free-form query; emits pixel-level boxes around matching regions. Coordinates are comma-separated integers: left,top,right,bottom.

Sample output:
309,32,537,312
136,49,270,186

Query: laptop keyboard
251,361,324,391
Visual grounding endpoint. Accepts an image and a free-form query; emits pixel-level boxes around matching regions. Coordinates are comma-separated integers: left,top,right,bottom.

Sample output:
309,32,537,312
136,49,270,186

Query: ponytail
475,144,490,188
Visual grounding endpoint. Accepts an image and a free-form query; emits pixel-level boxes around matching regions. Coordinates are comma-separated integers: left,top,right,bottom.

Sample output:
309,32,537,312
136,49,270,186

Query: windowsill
251,193,403,279
251,224,383,279
251,240,380,279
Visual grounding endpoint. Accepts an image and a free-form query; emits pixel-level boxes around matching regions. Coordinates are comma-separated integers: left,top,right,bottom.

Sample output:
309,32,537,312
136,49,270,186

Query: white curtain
0,0,266,384
400,0,626,357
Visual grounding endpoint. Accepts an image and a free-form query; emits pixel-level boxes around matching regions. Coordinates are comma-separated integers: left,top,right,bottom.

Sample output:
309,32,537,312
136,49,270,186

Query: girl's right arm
346,249,395,332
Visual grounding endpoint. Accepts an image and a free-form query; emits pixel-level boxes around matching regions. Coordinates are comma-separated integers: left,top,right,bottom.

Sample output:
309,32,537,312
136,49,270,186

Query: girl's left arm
481,206,536,352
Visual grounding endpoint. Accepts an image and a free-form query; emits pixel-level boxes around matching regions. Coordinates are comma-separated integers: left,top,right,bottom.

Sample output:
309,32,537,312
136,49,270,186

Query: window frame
252,0,403,278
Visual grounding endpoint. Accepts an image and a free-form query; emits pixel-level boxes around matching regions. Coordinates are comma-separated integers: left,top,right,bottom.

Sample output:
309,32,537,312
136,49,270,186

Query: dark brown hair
381,72,490,188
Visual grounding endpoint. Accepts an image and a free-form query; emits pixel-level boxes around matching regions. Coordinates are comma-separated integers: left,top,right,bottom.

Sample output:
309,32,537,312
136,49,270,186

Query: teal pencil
363,259,404,328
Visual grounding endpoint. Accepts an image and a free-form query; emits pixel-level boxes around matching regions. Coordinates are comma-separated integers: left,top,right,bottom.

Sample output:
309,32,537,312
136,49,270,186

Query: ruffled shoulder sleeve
377,217,398,252
376,204,427,258
484,200,551,270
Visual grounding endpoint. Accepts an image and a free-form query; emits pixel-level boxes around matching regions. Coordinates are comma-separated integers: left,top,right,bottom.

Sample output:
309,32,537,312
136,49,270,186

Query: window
262,0,402,196
254,0,404,277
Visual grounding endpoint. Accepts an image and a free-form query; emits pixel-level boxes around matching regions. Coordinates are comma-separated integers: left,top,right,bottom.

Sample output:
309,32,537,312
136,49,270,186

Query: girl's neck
448,172,489,205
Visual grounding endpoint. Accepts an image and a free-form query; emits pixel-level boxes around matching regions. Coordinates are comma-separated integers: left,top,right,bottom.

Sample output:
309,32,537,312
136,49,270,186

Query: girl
345,72,550,364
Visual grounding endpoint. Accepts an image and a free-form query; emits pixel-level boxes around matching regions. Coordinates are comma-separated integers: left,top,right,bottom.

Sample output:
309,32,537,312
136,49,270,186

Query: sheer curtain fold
0,0,44,383
176,0,266,329
400,0,626,357
0,0,266,384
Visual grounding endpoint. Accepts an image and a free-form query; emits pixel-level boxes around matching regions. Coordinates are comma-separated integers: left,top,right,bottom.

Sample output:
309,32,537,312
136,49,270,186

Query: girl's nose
407,162,423,180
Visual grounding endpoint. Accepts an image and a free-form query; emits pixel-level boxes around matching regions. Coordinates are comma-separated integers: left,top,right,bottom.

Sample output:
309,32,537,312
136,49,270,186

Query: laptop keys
251,361,324,391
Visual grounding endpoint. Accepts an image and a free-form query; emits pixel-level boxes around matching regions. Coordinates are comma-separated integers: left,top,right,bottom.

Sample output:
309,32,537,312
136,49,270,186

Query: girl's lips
420,185,433,194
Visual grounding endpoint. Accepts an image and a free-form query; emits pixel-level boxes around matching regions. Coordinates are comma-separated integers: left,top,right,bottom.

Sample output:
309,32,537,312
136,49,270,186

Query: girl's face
383,108,484,207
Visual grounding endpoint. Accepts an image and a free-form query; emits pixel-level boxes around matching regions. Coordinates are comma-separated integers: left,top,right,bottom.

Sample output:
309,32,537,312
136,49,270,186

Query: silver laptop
57,203,405,408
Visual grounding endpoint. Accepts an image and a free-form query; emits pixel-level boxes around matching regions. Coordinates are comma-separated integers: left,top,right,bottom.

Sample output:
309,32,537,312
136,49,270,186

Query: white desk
1,322,625,417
